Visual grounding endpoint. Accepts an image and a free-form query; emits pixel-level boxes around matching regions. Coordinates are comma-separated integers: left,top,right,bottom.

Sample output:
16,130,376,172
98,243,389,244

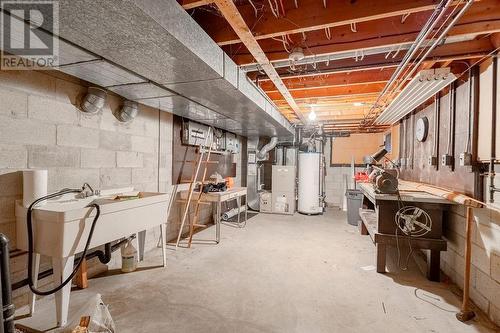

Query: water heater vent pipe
257,137,278,160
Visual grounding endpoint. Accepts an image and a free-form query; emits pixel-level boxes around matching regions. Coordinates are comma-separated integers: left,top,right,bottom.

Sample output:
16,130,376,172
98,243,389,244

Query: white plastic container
22,169,48,208
121,239,138,273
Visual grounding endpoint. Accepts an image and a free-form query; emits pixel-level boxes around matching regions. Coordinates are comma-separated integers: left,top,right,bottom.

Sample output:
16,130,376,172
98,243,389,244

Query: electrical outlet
459,152,473,166
406,157,412,167
428,156,438,166
400,158,406,167
441,154,453,166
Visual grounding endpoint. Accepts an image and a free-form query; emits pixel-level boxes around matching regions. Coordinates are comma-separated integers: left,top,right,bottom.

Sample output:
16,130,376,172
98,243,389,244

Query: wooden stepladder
175,126,218,248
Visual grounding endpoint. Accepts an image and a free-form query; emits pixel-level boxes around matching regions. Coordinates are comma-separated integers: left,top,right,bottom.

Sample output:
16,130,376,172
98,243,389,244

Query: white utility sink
15,189,170,327
16,191,169,258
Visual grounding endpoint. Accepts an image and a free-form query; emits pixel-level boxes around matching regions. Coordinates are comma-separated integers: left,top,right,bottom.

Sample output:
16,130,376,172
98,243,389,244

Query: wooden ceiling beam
224,0,498,56
250,39,492,83
232,18,500,65
274,93,382,104
492,32,500,49
181,0,213,9
266,83,386,100
201,0,444,46
259,67,395,92
213,0,306,123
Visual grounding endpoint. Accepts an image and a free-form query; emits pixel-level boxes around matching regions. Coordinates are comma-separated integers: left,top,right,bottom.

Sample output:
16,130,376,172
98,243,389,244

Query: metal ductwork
114,100,139,122
80,87,107,114
247,137,279,211
247,137,261,211
2,0,294,138
257,137,278,161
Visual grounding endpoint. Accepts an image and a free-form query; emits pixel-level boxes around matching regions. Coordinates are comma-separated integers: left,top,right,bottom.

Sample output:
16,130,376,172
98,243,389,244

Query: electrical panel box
225,132,239,154
441,154,453,166
213,128,226,151
182,121,211,147
459,152,473,166
182,120,239,154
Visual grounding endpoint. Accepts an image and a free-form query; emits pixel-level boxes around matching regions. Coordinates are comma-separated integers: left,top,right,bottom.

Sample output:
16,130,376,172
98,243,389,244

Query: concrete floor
17,209,498,332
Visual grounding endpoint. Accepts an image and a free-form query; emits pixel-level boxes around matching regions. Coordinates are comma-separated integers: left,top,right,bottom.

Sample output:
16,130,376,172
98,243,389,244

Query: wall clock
415,116,429,142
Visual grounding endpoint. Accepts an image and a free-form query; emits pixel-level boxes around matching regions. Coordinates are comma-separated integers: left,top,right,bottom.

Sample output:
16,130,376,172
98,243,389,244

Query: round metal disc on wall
415,116,429,142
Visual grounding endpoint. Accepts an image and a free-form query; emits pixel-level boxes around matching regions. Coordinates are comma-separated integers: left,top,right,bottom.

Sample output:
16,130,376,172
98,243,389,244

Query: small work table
190,187,248,242
357,182,453,281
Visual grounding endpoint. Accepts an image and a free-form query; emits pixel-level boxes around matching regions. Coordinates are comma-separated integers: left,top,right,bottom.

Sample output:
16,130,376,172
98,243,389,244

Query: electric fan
395,206,432,237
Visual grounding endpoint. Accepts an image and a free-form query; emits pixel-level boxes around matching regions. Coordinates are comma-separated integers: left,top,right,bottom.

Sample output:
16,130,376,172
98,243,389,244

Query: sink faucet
78,183,99,198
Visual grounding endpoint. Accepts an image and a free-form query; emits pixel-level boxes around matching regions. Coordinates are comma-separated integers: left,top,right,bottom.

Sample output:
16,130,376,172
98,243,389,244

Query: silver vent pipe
256,137,278,161
114,100,139,122
80,87,107,114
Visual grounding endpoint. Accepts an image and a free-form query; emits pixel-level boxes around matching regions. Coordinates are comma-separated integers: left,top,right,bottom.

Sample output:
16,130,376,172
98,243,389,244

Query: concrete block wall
441,176,500,326
324,139,362,209
0,69,245,308
0,69,173,307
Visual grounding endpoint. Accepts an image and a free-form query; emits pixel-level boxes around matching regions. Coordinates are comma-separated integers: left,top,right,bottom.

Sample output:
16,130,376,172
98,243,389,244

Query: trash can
346,189,363,226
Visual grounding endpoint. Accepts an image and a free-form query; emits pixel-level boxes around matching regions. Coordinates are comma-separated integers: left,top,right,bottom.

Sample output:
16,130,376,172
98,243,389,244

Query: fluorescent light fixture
376,68,457,125
353,102,363,107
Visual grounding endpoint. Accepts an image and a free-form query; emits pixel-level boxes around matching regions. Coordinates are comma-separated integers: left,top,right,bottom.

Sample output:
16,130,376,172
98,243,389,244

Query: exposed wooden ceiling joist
232,18,500,65
259,67,395,92
213,0,306,124
204,0,445,46
251,39,492,82
492,32,500,48
266,83,386,101
223,0,498,62
181,0,213,9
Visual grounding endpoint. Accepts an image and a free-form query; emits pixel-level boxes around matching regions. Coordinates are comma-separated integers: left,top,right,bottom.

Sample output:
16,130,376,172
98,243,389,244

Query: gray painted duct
44,0,294,138
247,136,278,211
247,137,260,211
256,137,278,161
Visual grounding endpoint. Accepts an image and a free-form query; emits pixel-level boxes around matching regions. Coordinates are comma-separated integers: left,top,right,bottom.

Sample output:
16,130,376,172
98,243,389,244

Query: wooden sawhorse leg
359,221,368,235
427,250,441,282
376,243,387,274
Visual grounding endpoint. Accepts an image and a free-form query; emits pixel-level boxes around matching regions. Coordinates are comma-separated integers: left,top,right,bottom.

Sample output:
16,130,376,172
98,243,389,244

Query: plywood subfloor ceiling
181,0,500,133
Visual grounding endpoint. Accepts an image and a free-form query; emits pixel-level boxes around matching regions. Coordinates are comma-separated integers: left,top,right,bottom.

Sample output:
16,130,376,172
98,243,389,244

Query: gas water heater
298,152,323,214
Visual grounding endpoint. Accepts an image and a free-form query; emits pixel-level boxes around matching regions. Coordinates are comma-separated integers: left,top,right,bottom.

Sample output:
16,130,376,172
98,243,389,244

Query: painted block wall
0,69,174,306
398,64,500,326
324,139,363,209
0,69,244,309
441,178,500,325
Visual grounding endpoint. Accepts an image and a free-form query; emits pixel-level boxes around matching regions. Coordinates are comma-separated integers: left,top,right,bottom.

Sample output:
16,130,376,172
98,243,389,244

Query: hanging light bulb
308,108,317,121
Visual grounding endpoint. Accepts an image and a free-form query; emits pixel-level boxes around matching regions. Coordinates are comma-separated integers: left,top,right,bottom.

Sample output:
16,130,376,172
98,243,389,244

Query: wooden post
456,206,475,321
75,258,88,290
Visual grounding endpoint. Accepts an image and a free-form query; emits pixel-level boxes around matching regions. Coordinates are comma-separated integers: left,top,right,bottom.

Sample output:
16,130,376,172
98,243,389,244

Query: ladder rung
176,200,211,205
200,149,227,155
192,224,208,228
179,180,202,184
184,160,219,164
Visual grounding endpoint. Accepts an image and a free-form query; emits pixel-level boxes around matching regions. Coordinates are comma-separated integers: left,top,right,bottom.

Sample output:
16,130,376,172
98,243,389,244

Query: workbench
182,187,248,242
357,182,452,281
